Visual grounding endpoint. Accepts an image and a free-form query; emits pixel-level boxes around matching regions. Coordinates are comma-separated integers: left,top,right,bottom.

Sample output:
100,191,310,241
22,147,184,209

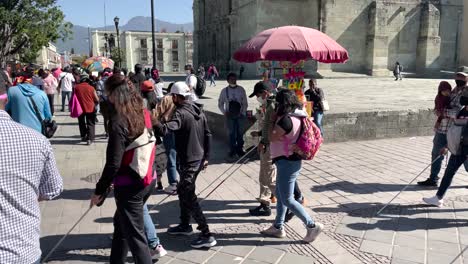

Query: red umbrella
233,26,349,64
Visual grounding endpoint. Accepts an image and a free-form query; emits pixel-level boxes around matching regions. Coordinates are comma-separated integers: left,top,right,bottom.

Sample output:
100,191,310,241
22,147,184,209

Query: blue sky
57,0,193,27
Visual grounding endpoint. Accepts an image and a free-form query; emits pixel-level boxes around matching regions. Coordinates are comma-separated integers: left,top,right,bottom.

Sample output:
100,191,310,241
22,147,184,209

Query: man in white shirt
218,72,248,158
59,67,75,111
185,64,198,102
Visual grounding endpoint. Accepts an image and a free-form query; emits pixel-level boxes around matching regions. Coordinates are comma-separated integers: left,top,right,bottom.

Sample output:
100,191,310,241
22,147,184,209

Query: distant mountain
55,16,193,54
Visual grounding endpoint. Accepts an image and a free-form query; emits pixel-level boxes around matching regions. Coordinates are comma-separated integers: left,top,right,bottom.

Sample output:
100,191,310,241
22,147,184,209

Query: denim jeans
274,159,314,229
163,132,179,185
227,116,245,154
143,203,159,248
61,91,71,111
210,75,216,86
436,154,467,199
430,132,448,182
313,111,324,136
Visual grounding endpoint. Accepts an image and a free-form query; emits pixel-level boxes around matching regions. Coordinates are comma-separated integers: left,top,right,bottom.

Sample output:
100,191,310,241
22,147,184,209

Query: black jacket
305,88,325,112
155,102,212,163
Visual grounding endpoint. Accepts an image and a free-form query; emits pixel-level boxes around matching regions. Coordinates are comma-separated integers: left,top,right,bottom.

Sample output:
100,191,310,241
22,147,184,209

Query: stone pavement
197,77,446,115
40,111,468,263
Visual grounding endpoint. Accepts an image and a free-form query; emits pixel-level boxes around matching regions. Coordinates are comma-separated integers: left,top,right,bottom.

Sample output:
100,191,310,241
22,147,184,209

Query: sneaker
190,234,217,249
163,184,177,195
249,205,271,216
284,210,294,223
167,224,193,236
150,244,167,259
260,225,286,238
417,179,438,187
423,195,443,207
303,222,324,243
156,182,163,191
87,140,93,146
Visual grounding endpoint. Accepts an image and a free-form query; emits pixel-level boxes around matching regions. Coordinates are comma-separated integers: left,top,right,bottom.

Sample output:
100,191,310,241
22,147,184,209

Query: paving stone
220,245,254,257
206,252,245,263
391,258,419,264
427,240,460,256
392,246,425,263
335,224,364,238
175,249,217,263
427,229,459,244
277,252,316,264
393,233,425,250
359,239,392,257
363,229,395,244
247,247,286,264
427,251,461,264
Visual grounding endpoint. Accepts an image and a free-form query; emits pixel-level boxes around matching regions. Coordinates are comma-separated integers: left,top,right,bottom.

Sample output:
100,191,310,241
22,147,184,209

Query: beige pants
257,145,276,206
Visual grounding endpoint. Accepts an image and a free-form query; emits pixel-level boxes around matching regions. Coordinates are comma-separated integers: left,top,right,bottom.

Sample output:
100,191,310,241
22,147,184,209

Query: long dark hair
275,88,302,115
105,74,145,138
434,81,452,113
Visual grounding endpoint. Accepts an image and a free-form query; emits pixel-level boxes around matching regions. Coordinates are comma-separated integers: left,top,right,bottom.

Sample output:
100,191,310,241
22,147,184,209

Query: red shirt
74,83,97,114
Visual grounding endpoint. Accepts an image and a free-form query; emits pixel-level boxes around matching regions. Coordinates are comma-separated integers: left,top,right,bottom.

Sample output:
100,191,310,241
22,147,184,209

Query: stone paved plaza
39,104,468,264
197,76,446,115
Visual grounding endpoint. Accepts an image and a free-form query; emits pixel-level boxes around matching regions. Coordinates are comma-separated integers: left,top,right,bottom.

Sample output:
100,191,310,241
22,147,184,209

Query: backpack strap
28,96,45,134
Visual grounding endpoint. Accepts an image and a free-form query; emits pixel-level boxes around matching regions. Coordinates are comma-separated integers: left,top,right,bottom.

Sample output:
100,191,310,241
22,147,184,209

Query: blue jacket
6,83,52,133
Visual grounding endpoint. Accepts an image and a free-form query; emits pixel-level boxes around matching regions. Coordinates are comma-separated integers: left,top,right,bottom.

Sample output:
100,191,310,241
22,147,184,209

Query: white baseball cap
170,82,192,97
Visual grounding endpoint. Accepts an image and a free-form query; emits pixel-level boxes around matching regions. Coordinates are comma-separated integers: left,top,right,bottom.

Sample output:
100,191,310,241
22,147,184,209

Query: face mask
185,70,191,75
456,80,467,87
229,84,237,88
257,97,266,104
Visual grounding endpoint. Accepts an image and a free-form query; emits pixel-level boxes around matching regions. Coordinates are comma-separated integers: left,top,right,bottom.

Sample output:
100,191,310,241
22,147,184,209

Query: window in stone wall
140,39,147,49
140,50,148,64
172,40,178,49
157,62,164,72
157,39,163,49
157,50,163,61
172,63,179,72
172,51,179,61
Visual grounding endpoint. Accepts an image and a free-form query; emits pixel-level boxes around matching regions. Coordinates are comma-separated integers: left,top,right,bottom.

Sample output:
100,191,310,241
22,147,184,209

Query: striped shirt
0,110,63,264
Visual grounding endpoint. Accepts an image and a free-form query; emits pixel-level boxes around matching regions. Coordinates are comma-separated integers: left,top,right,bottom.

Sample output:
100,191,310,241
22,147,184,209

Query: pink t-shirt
270,116,301,160
42,74,58,95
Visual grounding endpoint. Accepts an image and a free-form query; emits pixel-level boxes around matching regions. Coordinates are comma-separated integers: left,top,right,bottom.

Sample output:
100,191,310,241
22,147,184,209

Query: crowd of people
11,60,468,264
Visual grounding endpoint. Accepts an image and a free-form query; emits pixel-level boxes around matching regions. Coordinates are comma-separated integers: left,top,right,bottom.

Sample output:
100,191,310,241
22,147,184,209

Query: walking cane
41,188,111,263
375,154,444,216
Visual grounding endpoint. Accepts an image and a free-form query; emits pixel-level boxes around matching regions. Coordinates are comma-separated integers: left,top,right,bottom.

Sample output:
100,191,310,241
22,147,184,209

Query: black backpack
194,74,206,97
226,87,242,117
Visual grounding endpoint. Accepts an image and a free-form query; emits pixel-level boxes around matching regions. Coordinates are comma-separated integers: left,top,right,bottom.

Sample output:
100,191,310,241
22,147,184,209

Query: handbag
28,97,58,138
321,100,330,112
69,92,83,118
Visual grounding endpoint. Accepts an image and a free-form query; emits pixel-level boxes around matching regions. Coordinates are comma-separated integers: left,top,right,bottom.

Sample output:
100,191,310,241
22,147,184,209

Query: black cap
249,81,269,98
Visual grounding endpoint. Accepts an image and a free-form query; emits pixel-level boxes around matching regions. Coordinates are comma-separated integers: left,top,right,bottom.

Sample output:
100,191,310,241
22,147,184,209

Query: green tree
0,0,72,65
110,48,126,67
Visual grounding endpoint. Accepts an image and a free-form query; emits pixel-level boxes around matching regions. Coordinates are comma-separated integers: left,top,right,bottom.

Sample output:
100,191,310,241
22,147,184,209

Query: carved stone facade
194,0,464,77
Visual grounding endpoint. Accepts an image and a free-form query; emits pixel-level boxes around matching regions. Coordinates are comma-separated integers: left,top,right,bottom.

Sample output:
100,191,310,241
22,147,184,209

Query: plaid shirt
0,110,62,264
436,86,467,134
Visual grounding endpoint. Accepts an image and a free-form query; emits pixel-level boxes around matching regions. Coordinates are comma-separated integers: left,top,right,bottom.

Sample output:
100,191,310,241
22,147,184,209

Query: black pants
78,112,96,141
100,101,110,135
47,94,54,116
110,180,156,264
177,160,210,235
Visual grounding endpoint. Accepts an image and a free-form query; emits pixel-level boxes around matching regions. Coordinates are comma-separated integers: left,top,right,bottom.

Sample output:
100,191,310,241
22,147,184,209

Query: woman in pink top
40,69,58,116
260,89,324,243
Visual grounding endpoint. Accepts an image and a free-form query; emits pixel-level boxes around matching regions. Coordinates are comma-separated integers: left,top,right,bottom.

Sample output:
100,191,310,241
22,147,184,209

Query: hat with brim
249,81,269,98
170,81,192,97
456,72,468,77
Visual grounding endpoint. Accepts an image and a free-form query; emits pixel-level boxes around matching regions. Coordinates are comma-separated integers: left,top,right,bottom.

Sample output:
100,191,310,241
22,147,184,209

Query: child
434,81,452,131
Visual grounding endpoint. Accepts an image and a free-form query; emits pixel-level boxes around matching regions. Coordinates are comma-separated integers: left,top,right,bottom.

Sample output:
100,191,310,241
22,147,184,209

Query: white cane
376,154,444,216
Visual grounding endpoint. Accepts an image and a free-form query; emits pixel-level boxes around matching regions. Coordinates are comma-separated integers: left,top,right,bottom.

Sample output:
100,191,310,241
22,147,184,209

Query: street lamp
114,16,121,68
151,0,157,70
104,33,109,57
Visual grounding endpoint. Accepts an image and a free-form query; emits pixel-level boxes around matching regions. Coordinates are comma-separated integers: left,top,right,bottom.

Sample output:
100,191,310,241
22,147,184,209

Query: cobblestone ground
40,110,468,264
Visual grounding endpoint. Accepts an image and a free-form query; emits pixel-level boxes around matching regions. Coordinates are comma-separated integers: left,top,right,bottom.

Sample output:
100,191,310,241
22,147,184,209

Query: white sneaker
150,244,167,259
423,195,443,207
303,222,324,243
163,185,177,195
260,225,286,238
